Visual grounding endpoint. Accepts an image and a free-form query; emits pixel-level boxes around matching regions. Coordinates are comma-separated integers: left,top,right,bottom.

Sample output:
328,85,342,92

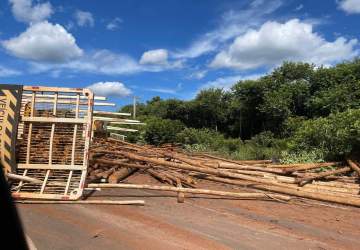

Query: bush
280,150,325,164
248,131,275,147
178,128,282,160
176,128,220,145
143,117,185,145
290,109,360,159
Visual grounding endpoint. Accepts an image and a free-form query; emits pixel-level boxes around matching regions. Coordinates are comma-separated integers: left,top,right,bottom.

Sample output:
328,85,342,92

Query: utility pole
133,96,138,119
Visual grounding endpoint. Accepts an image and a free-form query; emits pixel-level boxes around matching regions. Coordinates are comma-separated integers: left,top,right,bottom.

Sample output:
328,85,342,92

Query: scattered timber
85,137,360,207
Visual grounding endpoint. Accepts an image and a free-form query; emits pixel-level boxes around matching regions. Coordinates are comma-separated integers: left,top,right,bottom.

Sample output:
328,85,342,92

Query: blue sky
0,0,359,107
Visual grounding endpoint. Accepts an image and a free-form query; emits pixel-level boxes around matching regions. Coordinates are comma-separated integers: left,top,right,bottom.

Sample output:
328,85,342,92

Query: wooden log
200,154,271,165
7,173,66,187
176,179,185,203
283,162,341,174
217,163,284,174
94,158,149,169
108,168,138,183
202,176,360,207
295,167,351,186
161,152,210,169
146,169,174,185
15,200,145,205
87,183,291,201
167,170,197,185
160,171,195,188
347,159,360,176
267,162,341,169
7,173,42,184
117,151,291,188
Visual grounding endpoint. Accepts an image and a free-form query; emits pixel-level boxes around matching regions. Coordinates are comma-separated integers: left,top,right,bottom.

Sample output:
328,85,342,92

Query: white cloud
71,50,141,74
106,17,122,31
9,0,53,24
0,65,21,77
173,0,282,59
140,49,168,65
28,48,183,76
2,21,83,63
74,10,94,27
188,70,207,80
201,74,263,91
145,83,183,94
87,81,132,97
210,19,358,70
295,4,304,11
338,0,360,14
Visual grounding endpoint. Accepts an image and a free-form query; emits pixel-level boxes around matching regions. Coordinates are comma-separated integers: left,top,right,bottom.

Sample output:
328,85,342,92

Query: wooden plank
25,92,35,164
106,126,138,132
23,86,89,93
22,117,87,124
92,117,140,122
15,200,145,205
66,93,80,195
110,122,146,125
17,164,85,170
22,98,114,106
42,92,58,194
93,111,131,116
23,93,106,100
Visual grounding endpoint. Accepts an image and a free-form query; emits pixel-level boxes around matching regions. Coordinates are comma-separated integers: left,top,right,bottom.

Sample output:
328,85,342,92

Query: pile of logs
87,138,360,207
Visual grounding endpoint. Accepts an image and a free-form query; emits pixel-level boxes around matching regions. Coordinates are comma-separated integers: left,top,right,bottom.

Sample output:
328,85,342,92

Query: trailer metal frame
12,86,93,200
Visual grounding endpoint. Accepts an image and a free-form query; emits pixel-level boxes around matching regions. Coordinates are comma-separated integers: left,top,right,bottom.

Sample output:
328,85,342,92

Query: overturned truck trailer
0,84,94,200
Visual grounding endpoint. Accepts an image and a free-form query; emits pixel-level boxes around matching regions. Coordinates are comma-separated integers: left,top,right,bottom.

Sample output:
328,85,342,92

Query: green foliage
290,109,360,159
119,59,360,161
249,131,275,147
280,150,325,164
143,117,185,145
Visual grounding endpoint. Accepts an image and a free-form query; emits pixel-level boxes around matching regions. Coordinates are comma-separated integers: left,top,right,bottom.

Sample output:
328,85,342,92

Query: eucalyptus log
146,169,174,185
347,159,360,176
202,176,360,207
108,167,138,183
283,162,341,174
268,162,341,169
87,183,291,201
217,164,284,174
117,151,290,188
295,167,351,186
94,158,149,169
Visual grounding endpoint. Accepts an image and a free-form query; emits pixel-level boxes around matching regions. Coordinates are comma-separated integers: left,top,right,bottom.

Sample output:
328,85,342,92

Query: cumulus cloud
338,0,360,14
173,0,282,59
140,49,168,65
106,17,122,31
201,74,263,91
87,81,132,97
74,10,94,27
9,0,53,24
210,19,358,70
2,21,83,63
0,65,21,77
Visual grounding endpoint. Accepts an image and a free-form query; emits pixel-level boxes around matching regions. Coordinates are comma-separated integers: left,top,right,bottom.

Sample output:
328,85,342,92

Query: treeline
120,59,360,161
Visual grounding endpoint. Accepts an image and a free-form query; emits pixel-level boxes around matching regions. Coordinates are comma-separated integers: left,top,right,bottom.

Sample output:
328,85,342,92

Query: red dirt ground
17,173,360,249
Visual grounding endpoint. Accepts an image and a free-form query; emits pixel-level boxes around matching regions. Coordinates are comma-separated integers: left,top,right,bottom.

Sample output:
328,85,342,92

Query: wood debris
87,137,360,207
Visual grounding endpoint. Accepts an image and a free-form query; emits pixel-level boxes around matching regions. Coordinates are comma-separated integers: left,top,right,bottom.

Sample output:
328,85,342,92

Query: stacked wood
86,137,360,207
